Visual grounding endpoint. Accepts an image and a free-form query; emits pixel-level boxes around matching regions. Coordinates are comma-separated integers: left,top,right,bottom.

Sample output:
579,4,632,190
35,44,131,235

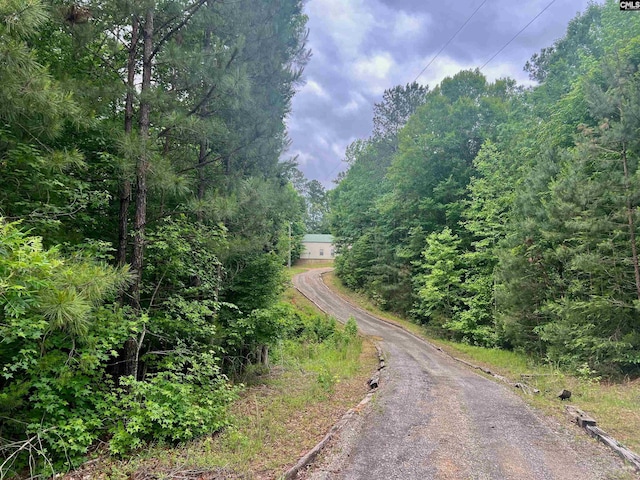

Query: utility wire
324,158,346,182
413,0,488,82
480,0,557,70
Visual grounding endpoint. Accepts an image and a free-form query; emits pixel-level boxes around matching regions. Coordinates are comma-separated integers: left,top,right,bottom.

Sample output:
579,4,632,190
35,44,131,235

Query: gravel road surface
293,268,632,480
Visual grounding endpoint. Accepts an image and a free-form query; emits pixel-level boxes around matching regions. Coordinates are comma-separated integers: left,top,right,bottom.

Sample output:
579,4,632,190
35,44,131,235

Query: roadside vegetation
59,273,376,480
324,271,640,454
0,0,350,477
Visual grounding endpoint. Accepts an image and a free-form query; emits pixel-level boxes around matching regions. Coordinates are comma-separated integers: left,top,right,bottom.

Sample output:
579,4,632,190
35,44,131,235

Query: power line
324,159,346,182
480,0,557,70
413,0,488,83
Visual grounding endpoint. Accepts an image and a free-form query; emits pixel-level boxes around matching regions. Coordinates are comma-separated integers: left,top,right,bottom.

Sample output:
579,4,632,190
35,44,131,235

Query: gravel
293,268,634,480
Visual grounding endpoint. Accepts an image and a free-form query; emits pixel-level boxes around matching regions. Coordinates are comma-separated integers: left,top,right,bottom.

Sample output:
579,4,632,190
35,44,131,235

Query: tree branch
151,0,210,59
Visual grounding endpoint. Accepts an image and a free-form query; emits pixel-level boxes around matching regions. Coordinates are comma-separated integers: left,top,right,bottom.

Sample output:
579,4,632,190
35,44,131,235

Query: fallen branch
281,341,385,480
585,425,640,472
564,406,640,472
0,428,57,480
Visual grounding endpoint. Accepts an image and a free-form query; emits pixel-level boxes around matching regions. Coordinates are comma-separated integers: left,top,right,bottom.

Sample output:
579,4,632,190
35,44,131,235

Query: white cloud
409,54,535,91
393,11,430,39
314,133,330,149
411,55,473,87
338,99,360,115
336,91,367,116
352,52,396,95
306,0,376,60
291,150,314,167
480,61,536,87
303,79,330,99
331,141,348,159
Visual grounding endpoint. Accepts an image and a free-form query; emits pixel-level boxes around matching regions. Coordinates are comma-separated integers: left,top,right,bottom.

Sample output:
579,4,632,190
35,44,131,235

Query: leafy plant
104,354,238,455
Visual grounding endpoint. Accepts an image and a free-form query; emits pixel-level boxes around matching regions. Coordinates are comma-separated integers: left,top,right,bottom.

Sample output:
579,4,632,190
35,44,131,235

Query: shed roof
303,234,334,243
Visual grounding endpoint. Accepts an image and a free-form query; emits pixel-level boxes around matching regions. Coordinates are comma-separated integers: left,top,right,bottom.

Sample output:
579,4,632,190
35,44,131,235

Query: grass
439,340,640,453
323,270,640,454
64,270,378,480
292,259,335,269
323,270,426,337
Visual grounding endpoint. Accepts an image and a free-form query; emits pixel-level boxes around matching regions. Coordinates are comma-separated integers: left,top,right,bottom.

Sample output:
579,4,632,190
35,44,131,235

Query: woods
3,0,640,476
331,1,640,378
1,0,310,475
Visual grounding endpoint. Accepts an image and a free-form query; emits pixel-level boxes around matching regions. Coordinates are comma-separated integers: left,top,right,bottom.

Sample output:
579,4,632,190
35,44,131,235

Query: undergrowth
56,279,374,479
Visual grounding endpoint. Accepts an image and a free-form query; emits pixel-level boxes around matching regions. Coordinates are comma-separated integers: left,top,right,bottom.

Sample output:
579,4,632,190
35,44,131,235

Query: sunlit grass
323,270,427,337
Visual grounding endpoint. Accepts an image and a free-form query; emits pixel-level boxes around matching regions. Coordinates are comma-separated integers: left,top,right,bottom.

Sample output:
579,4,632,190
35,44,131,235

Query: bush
0,220,137,476
345,317,358,338
104,354,238,455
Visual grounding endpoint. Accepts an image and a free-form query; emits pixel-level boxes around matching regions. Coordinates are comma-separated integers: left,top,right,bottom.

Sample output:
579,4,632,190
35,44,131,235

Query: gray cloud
285,0,597,188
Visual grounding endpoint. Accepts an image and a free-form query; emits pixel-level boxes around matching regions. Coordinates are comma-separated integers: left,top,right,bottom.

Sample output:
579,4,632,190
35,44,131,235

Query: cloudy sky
286,0,599,188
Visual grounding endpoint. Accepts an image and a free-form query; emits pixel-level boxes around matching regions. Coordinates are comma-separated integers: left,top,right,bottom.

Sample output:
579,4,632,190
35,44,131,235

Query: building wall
300,241,335,260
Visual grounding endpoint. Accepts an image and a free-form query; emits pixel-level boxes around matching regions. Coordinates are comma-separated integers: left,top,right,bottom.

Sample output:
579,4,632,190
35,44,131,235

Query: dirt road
293,268,631,480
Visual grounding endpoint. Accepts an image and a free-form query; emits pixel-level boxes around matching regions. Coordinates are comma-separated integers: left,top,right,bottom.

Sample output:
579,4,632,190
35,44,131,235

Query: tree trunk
195,9,214,223
124,8,153,379
255,345,268,366
117,181,132,268
621,145,640,300
197,139,207,222
130,6,154,310
117,15,139,267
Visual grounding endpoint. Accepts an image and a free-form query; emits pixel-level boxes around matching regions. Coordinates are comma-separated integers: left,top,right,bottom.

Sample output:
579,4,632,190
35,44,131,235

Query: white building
301,234,335,260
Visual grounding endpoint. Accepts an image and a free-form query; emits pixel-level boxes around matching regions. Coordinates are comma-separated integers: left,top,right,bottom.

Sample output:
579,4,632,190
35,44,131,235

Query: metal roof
302,234,334,243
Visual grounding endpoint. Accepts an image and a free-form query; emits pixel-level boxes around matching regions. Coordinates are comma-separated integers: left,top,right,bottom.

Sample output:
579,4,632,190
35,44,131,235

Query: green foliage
302,179,331,234
105,355,238,455
332,71,512,316
220,299,340,375
331,1,640,376
0,0,311,474
223,252,286,315
0,219,135,475
494,7,640,375
331,89,428,308
268,308,362,397
414,228,463,325
345,317,358,338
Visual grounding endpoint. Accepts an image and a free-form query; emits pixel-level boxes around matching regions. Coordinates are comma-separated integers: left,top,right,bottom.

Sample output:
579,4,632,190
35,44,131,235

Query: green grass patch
323,271,427,337
436,339,640,453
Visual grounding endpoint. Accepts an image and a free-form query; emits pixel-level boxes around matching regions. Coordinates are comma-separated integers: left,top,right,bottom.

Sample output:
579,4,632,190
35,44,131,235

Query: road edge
313,269,640,474
281,343,385,480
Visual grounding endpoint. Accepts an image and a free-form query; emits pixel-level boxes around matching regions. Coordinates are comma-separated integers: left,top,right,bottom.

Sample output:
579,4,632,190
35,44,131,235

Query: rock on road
293,268,631,480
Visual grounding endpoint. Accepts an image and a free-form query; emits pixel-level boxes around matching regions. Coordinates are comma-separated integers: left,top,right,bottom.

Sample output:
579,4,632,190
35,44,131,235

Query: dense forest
0,0,321,475
3,0,640,476
331,0,640,378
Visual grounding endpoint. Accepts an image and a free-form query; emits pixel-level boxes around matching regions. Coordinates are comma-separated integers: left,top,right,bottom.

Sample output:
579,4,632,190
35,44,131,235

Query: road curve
293,268,629,480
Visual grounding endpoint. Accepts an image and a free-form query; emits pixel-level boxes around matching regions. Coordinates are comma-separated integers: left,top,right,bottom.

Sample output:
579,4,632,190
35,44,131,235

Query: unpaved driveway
293,268,632,480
